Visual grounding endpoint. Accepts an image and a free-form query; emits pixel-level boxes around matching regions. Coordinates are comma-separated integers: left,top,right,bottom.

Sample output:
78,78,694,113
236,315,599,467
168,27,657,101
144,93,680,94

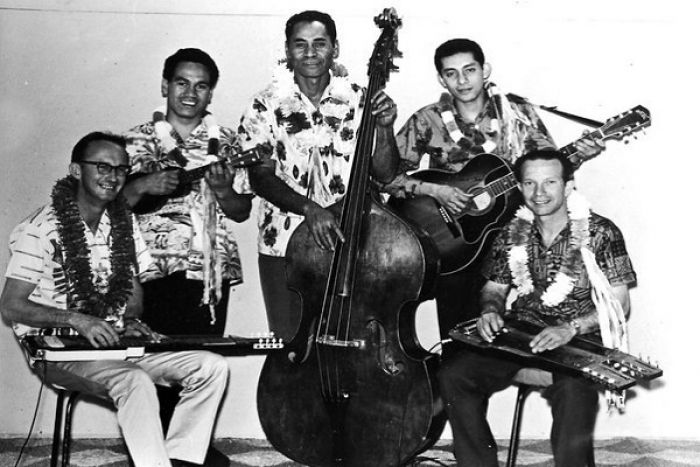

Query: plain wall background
1,0,697,442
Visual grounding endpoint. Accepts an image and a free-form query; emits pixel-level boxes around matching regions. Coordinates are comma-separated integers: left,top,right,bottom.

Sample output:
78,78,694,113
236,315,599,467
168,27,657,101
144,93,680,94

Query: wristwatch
567,318,581,336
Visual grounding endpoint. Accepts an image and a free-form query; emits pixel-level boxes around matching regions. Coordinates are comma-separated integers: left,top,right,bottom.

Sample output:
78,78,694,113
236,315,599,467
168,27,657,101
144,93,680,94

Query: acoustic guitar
388,105,650,275
129,148,261,214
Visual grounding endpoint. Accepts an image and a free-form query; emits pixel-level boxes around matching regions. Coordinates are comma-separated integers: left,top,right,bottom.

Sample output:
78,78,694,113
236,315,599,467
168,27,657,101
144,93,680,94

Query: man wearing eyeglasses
0,132,229,467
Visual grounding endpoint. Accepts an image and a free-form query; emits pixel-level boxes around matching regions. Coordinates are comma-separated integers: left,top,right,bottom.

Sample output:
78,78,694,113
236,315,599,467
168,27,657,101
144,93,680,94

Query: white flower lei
150,105,222,324
508,190,591,307
270,63,354,117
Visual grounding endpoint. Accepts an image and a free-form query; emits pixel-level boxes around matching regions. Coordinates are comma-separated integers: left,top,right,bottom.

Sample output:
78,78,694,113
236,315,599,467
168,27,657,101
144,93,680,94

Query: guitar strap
507,93,604,128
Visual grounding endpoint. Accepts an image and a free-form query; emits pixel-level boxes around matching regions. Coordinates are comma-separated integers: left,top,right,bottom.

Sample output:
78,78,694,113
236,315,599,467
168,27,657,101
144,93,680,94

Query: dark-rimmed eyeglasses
79,161,131,177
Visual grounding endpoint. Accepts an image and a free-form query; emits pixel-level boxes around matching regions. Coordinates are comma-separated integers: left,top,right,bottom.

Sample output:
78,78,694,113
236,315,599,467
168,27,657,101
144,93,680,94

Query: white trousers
38,351,229,467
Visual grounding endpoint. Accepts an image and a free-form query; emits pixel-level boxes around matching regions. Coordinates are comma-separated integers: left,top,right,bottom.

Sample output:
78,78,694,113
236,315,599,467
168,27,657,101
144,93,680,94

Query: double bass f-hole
367,319,404,376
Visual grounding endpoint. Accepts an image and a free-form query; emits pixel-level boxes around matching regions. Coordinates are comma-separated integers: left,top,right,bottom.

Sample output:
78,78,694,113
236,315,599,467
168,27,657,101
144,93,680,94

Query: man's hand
204,161,235,196
573,130,605,163
120,318,160,340
141,170,180,195
70,313,121,348
476,311,504,342
370,90,397,128
529,324,576,353
426,183,473,215
303,203,345,251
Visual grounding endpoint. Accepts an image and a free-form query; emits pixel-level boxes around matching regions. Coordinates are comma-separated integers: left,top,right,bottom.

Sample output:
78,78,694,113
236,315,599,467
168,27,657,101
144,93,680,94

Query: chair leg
588,444,596,467
506,385,533,467
51,390,67,467
61,392,80,467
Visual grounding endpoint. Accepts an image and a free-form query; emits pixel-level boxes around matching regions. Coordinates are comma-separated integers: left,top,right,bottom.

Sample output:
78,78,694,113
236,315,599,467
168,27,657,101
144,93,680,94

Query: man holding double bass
237,9,399,342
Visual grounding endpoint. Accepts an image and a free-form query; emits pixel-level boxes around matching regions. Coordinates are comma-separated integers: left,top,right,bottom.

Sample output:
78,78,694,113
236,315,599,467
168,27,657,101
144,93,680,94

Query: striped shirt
5,204,152,338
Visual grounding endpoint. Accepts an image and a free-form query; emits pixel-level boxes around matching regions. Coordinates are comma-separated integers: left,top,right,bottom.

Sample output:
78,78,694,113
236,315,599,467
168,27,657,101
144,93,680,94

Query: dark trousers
258,254,302,342
438,349,599,467
141,271,230,336
141,272,232,466
435,266,486,359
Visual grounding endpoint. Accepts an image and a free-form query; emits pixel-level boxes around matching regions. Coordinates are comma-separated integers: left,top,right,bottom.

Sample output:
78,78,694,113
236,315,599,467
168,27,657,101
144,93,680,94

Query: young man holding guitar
123,48,252,467
382,39,605,345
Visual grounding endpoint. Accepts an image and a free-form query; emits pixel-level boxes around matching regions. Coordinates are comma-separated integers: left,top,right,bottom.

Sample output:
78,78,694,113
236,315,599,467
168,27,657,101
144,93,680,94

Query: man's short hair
71,132,127,163
285,10,337,45
162,48,220,88
434,38,485,73
513,149,575,182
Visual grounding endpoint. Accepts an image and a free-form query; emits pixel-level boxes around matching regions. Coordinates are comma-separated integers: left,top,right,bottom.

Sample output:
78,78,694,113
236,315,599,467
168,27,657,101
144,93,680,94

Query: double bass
256,10,446,467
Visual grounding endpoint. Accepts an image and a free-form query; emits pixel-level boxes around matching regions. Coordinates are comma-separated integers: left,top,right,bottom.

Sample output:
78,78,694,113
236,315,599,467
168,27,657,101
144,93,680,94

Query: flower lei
271,62,354,119
508,190,591,307
51,176,135,318
151,106,223,323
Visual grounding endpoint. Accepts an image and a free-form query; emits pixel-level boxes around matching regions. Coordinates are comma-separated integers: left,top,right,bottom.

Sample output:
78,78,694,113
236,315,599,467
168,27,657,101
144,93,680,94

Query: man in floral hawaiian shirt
381,38,604,346
123,48,251,467
438,150,635,466
237,10,399,340
123,48,252,336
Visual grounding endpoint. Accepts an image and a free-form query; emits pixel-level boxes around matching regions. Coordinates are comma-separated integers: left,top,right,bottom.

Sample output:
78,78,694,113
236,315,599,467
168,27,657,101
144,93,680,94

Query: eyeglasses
79,161,131,177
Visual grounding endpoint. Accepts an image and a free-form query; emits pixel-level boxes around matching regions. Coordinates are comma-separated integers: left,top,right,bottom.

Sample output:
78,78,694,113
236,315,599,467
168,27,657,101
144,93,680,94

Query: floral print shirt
125,119,249,284
382,90,555,198
237,70,364,256
483,212,636,325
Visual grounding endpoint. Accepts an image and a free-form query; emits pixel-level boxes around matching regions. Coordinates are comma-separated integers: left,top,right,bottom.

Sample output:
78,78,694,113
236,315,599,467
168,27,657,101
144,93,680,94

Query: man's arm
249,163,344,251
204,162,253,222
0,278,120,347
529,284,630,353
476,280,510,342
122,171,180,208
370,90,399,183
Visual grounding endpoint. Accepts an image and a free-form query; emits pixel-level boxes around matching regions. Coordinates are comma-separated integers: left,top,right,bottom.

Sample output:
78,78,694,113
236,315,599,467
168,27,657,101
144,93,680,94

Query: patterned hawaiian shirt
125,119,249,284
5,204,152,338
482,212,637,325
237,71,364,257
382,90,555,198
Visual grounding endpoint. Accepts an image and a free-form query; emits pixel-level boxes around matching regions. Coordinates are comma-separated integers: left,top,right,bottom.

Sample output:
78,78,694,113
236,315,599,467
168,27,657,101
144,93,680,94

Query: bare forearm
571,311,599,335
212,188,253,222
2,298,78,330
250,168,316,216
371,125,399,183
479,281,509,316
122,177,148,206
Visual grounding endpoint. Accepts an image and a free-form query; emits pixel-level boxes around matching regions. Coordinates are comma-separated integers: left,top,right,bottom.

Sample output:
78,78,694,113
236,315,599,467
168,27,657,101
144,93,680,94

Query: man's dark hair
434,38,485,73
285,10,337,45
71,132,126,163
513,149,575,182
162,48,220,88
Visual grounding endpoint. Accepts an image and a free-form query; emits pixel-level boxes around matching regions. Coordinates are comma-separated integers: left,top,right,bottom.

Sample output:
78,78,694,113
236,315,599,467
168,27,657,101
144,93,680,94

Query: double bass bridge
316,335,366,349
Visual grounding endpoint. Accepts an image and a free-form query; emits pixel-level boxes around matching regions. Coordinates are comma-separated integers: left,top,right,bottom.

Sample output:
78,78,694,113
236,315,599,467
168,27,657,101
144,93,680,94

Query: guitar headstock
600,105,651,142
368,8,402,82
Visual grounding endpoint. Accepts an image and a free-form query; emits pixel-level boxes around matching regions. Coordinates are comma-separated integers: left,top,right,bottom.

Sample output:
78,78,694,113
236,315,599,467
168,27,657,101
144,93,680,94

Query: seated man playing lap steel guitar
0,132,229,467
438,149,636,466
381,39,604,345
